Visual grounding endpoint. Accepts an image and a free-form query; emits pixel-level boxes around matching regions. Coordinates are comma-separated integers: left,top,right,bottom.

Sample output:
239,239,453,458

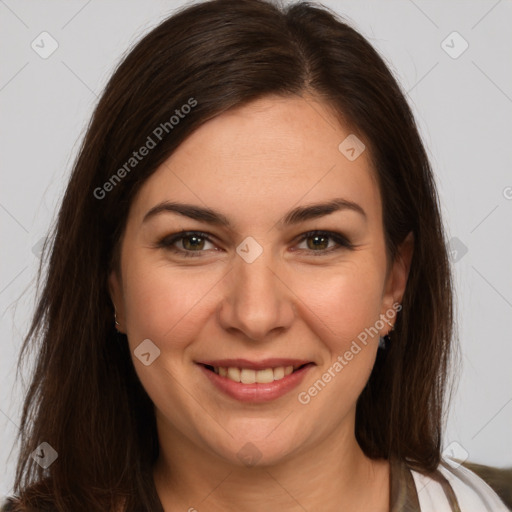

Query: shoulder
1,478,59,512
0,497,18,512
410,460,511,511
461,460,512,508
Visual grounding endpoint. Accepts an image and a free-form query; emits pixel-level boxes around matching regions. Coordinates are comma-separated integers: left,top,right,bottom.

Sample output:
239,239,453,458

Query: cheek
293,269,385,416
295,260,386,348
122,250,386,358
122,254,223,352
120,257,224,428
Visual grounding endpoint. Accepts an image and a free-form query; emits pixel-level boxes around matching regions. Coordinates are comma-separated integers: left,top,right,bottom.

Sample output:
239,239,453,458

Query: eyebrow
142,198,366,228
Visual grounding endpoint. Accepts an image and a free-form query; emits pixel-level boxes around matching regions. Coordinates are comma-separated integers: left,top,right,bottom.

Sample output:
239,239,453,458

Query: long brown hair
8,0,454,510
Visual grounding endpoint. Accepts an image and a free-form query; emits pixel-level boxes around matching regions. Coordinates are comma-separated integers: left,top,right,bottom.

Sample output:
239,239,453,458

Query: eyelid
293,230,354,253
156,230,217,258
156,229,354,257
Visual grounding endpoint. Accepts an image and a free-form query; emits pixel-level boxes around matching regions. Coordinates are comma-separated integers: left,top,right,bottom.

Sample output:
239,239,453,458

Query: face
109,95,412,467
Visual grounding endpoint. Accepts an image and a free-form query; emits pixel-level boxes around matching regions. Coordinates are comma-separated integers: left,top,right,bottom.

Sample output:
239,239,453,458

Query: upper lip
196,358,314,370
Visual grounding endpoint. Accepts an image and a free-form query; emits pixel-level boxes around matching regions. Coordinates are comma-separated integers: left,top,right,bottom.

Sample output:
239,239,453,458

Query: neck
153,414,389,512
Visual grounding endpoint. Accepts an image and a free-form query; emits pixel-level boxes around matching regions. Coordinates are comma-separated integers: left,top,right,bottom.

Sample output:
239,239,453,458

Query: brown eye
305,234,331,251
295,230,353,255
158,231,216,257
181,234,207,251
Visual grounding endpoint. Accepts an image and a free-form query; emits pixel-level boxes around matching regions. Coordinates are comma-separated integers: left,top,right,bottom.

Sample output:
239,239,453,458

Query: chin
205,424,307,469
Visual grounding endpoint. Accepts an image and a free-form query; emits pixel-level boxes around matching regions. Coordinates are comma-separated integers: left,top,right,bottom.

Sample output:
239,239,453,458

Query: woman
2,0,509,510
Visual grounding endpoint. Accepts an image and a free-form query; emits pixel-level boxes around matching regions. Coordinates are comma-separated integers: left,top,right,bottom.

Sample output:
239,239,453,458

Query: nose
217,251,296,342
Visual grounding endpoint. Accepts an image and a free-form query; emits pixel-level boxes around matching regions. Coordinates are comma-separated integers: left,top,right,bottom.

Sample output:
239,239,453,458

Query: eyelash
156,230,354,258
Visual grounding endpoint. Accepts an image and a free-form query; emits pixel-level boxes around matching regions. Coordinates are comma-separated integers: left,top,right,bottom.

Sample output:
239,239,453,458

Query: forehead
129,95,381,229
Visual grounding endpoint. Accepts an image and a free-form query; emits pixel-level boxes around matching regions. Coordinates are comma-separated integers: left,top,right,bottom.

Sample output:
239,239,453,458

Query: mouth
196,359,315,402
201,362,311,383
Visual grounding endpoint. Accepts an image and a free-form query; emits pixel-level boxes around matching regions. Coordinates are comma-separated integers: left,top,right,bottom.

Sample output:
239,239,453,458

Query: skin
109,95,413,512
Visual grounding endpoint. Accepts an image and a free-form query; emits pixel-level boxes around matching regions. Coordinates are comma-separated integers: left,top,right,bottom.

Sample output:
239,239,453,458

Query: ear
108,269,125,333
380,232,414,332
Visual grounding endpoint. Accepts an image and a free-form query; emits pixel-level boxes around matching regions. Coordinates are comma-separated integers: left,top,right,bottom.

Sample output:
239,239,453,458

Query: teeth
227,367,240,382
212,365,303,384
240,369,256,384
273,366,284,380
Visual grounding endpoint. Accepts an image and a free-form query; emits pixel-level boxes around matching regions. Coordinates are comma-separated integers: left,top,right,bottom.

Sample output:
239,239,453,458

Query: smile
196,359,315,402
206,364,306,383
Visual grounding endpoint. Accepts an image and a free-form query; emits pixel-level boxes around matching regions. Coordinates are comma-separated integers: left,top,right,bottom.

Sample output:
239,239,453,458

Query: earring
378,303,401,349
378,324,394,350
114,309,120,328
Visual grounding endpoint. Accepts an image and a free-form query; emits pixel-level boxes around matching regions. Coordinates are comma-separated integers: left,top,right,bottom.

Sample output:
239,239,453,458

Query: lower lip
198,364,314,403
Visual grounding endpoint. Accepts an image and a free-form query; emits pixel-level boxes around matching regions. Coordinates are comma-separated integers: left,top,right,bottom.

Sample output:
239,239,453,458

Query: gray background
1,0,511,498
